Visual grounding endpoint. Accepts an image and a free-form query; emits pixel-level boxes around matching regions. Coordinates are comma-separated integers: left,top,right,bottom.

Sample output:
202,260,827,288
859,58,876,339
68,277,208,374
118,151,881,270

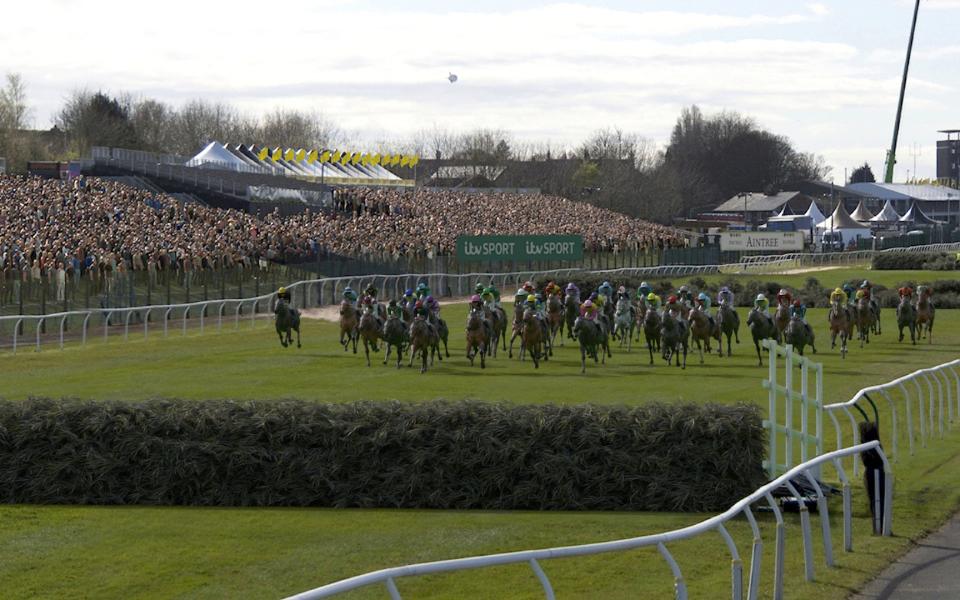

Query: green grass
2,266,959,599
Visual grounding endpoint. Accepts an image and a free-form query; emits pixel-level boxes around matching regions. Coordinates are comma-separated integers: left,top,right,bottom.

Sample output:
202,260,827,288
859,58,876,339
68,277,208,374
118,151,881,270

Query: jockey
677,285,694,309
637,281,652,300
646,292,661,311
544,280,562,297
917,284,931,300
469,294,484,311
580,298,598,320
754,293,771,316
342,286,358,307
898,286,914,300
616,285,631,303
386,298,403,319
277,286,291,302
592,291,606,314
514,288,528,308
665,294,682,317
415,282,430,299
522,280,536,295
790,299,807,321
717,286,734,308
776,288,792,308
413,300,430,320
598,281,613,299
696,291,715,327
424,295,440,317
842,283,856,306
475,282,485,297
860,280,873,298
481,286,500,308
830,287,847,306
565,282,580,301
402,288,416,310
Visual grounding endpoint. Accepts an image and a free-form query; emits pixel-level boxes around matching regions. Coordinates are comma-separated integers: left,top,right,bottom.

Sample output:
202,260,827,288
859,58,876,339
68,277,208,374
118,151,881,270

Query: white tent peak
803,200,826,225
870,200,901,223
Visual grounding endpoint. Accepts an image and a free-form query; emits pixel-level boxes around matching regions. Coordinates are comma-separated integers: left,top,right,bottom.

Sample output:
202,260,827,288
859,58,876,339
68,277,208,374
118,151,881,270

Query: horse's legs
384,342,391,365
508,331,519,358
364,338,372,367
408,344,416,368
277,329,287,347
648,340,654,365
580,345,587,374
755,340,763,367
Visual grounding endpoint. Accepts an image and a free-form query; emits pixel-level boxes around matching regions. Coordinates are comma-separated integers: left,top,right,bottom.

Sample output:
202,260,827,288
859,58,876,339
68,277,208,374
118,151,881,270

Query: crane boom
884,0,921,183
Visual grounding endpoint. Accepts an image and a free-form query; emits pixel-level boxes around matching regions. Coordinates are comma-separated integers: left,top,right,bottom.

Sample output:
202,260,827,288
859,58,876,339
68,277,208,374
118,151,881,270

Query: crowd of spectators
0,175,689,304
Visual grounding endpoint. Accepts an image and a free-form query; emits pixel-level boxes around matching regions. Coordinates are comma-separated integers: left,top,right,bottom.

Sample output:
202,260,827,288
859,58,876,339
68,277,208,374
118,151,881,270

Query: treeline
0,72,829,222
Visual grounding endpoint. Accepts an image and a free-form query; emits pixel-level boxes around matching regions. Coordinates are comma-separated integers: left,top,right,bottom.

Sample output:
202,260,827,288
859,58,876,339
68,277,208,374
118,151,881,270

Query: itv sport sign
719,231,804,252
456,235,583,262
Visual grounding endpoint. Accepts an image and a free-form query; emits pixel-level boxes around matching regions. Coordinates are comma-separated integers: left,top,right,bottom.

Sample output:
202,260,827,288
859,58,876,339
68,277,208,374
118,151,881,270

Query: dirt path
301,297,473,323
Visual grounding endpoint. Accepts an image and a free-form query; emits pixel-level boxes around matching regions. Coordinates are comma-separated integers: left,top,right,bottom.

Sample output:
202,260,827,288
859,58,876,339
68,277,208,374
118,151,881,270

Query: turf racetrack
2,268,959,599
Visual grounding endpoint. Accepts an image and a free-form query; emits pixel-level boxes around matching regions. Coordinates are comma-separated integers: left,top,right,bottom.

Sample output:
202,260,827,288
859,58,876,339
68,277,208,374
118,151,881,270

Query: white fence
285,442,891,600
822,359,960,477
5,242,960,354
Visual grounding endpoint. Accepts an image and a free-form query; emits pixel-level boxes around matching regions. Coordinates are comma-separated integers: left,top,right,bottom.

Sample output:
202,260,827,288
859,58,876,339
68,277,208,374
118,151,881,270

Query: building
937,129,960,188
710,191,814,230
846,183,960,225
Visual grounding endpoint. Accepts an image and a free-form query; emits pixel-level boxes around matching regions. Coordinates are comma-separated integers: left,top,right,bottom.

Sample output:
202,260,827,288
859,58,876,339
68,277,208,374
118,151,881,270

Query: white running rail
823,359,960,477
284,442,891,600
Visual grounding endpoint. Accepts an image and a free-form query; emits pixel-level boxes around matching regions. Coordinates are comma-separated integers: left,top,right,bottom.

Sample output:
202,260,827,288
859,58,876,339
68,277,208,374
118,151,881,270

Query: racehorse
381,314,408,368
546,293,564,347
428,312,451,358
613,297,635,352
274,299,301,348
716,301,740,358
916,290,935,343
855,296,876,348
869,297,882,336
660,310,688,369
338,301,358,353
747,308,778,366
774,301,791,343
358,305,383,367
483,303,508,357
519,307,546,368
465,306,492,368
642,306,661,365
508,303,524,358
408,316,440,373
896,295,917,345
687,307,720,363
572,316,605,373
783,316,816,356
828,300,852,358
563,294,580,341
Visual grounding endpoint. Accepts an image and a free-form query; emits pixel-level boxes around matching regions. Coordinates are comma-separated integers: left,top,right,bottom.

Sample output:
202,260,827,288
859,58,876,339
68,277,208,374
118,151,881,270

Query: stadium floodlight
448,72,458,83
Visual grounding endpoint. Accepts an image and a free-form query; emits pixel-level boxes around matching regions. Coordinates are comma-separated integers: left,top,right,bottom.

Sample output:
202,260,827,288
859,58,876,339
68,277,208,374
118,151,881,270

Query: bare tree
0,73,30,131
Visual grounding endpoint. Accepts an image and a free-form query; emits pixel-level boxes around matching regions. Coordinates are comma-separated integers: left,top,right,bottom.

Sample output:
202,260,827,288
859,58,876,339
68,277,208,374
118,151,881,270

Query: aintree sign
456,235,583,262
720,231,804,252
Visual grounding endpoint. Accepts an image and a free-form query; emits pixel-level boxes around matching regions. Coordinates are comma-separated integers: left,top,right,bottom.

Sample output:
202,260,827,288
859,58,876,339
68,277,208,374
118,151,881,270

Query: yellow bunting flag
320,150,331,163
340,151,350,165
381,153,391,166
307,149,318,164
400,155,410,167
351,152,361,165
284,148,294,161
371,153,381,166
409,155,420,167
390,154,401,166
257,147,268,161
296,149,306,162
271,148,282,161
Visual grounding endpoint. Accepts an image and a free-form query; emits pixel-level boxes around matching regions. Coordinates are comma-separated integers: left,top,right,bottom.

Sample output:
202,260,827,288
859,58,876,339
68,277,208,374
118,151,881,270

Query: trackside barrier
762,340,824,479
822,359,960,478
6,242,960,353
284,442,891,600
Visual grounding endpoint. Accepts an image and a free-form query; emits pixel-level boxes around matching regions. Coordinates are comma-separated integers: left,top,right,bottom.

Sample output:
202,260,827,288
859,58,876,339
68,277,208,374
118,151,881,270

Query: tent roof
803,200,827,225
899,202,945,225
188,142,248,168
775,203,793,217
870,200,901,223
713,191,803,213
850,200,875,222
816,202,869,231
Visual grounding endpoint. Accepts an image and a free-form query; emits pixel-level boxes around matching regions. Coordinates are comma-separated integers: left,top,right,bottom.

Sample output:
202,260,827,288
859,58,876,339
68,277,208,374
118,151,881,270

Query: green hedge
0,399,765,512
872,252,958,271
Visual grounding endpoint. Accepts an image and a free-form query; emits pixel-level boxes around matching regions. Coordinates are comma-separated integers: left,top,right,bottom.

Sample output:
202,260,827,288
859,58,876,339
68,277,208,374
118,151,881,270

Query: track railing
6,242,960,353
284,442,891,600
822,359,960,477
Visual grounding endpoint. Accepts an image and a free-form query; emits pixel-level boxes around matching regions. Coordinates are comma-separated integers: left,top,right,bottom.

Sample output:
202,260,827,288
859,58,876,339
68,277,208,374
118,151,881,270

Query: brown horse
896,295,917,345
519,307,545,368
408,316,439,374
483,303,508,357
563,294,580,341
916,291,935,343
774,302,791,344
508,303,525,358
338,301,359,353
465,306,491,368
687,307,720,363
642,306,661,365
828,300,852,358
358,305,383,367
716,302,740,357
855,296,876,348
546,293,564,347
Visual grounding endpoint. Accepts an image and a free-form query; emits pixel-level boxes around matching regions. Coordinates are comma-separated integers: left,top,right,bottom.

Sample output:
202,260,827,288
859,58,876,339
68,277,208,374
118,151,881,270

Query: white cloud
807,3,830,16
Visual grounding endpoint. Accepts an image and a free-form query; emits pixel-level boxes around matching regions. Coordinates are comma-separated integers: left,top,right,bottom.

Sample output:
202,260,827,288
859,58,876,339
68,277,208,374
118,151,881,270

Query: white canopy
803,200,827,225
187,142,251,170
816,202,872,242
850,200,875,223
870,200,901,223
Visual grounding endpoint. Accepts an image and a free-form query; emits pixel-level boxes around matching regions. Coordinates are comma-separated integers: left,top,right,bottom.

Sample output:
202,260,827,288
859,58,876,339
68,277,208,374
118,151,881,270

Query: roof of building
713,191,804,213
847,182,960,201
900,202,945,225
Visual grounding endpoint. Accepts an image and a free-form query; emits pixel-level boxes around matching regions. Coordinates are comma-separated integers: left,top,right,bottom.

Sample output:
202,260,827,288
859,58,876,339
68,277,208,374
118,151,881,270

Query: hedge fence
0,399,765,512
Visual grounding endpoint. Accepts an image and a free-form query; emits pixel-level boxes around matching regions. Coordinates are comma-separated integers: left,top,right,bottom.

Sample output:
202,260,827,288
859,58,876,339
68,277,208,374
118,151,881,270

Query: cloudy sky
4,0,958,181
